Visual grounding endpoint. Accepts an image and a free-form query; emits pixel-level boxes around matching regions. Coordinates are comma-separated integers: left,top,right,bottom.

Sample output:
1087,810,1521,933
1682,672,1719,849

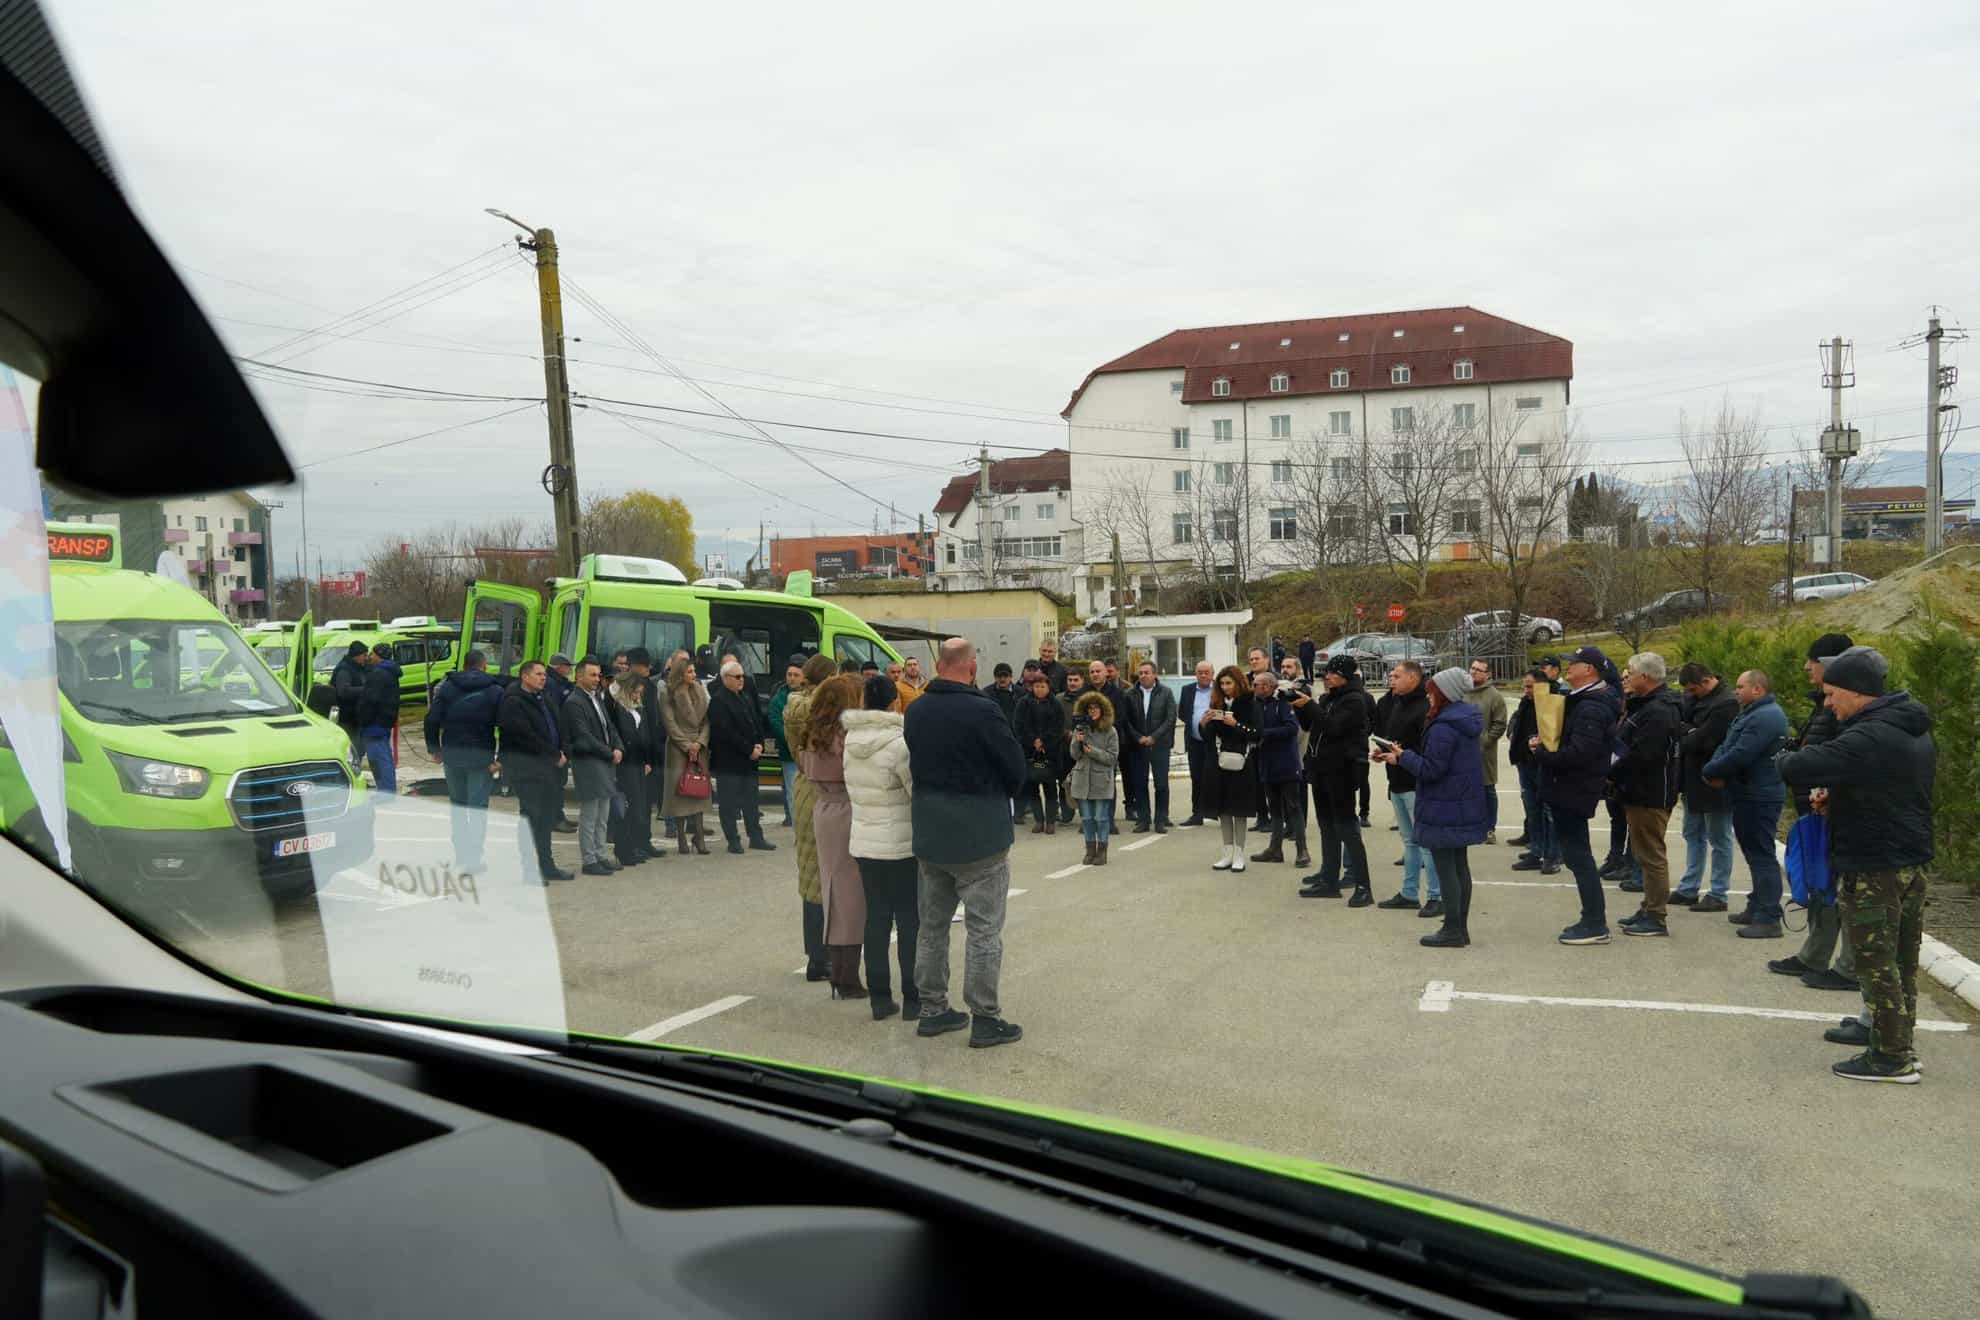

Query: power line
582,404,959,475
236,357,542,404
250,245,515,363
295,403,542,470
590,406,859,527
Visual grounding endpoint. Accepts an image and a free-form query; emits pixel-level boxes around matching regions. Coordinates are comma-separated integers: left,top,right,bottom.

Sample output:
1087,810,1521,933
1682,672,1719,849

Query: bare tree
1563,468,1651,623
1362,405,1468,598
1288,432,1387,631
1080,468,1174,610
1166,458,1248,609
1664,398,1772,608
1472,405,1588,630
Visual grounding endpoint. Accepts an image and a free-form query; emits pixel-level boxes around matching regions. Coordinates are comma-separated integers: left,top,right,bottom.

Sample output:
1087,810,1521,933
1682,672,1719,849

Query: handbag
675,752,711,800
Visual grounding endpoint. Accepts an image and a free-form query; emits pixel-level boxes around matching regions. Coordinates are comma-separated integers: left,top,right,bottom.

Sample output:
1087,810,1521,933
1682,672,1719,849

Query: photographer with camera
1296,654,1376,900
1068,691,1121,865
1252,666,1311,867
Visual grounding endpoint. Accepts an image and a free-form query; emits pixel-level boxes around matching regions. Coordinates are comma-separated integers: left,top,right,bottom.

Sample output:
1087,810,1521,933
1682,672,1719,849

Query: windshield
5,11,1978,1319
55,619,298,723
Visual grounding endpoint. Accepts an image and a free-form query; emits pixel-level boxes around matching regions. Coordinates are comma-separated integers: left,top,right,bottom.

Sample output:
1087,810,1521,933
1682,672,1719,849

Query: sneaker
1617,876,1644,893
1392,857,1404,866
1622,913,1669,937
1179,815,1206,827
1417,900,1445,919
1347,887,1374,908
1510,857,1543,872
1768,955,1817,976
1419,928,1469,948
1559,922,1612,945
1831,1051,1919,1084
1693,894,1728,913
1668,890,1698,907
916,1008,969,1038
1539,862,1562,875
1599,857,1630,879
580,861,613,876
1802,968,1861,992
1299,880,1344,899
1727,907,1756,925
748,837,777,852
1388,823,1399,831
1824,1019,1870,1046
1377,893,1417,910
1506,833,1530,847
1736,922,1784,940
969,1016,1024,1049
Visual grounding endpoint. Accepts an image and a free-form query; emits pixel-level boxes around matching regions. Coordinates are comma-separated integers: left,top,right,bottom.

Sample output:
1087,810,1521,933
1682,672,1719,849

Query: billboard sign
813,549,858,578
320,570,367,598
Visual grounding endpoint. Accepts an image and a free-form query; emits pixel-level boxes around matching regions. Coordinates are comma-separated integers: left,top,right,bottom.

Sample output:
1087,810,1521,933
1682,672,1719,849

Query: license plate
274,831,335,858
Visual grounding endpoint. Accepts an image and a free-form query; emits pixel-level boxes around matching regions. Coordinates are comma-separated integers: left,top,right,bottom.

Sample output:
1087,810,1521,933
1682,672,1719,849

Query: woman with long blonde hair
803,673,868,999
659,655,711,855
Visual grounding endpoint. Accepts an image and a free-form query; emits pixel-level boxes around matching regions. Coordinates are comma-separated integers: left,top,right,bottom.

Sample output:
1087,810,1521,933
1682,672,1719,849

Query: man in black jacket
1768,634,1859,988
423,649,505,871
546,653,578,833
355,643,402,794
621,648,664,861
904,639,1027,1049
1122,661,1178,834
1295,654,1375,900
1176,659,1217,827
562,656,624,877
985,663,1024,824
329,640,370,757
1372,661,1435,914
1036,638,1068,695
1777,647,1935,1084
1613,653,1683,936
1529,645,1624,945
1508,668,1562,874
498,661,572,882
708,659,775,854
1673,662,1738,913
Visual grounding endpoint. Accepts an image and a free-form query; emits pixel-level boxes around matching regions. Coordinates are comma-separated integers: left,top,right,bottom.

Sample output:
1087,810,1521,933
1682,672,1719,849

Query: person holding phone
1375,668,1489,947
1372,661,1435,914
1200,665,1260,871
1295,654,1375,901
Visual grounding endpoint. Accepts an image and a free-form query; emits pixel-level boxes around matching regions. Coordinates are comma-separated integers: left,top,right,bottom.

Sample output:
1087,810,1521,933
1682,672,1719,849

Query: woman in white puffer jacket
842,675,920,1022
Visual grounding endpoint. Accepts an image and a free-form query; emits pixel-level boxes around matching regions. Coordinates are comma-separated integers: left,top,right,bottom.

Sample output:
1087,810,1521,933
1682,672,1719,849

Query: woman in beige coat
659,656,711,855
801,673,867,999
783,652,839,982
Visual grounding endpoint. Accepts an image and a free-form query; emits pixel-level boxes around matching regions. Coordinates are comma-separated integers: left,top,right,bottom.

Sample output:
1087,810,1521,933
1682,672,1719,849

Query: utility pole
976,447,994,589
1112,531,1126,663
487,208,581,578
1817,337,1856,567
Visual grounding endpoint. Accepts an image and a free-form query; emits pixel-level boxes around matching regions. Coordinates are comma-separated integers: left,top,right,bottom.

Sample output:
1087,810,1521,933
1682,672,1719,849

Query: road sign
1354,604,1364,619
1386,603,1405,622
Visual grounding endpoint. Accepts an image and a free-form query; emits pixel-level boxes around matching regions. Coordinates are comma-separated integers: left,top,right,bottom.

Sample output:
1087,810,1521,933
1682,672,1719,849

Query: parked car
1313,633,1440,684
1770,571,1873,604
1458,609,1562,644
1612,588,1726,633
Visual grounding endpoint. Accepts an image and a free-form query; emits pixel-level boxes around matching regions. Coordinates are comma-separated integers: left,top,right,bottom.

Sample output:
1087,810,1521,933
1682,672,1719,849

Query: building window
1392,328,1406,338
1329,457,1354,482
1454,359,1474,381
1269,372,1289,393
1388,503,1415,536
945,543,956,565
1391,406,1415,433
1212,511,1238,542
1213,462,1236,486
1170,380,1184,395
1329,369,1349,388
993,535,1063,559
1278,337,1293,347
1005,504,1021,521
1212,377,1231,397
1212,419,1233,444
1515,396,1543,410
1036,503,1055,520
1269,413,1291,438
1453,402,1476,429
1452,499,1483,535
1268,507,1297,541
1172,512,1193,544
1326,504,1357,537
1228,341,1241,351
1453,323,1466,334
175,514,183,527
1154,635,1208,677
1328,410,1352,436
1172,426,1190,450
1455,446,1478,472
1270,460,1293,484
194,516,208,531
233,517,246,532
1389,450,1415,477
1173,469,1191,493
1516,442,1543,460
1517,496,1544,513
1390,364,1411,385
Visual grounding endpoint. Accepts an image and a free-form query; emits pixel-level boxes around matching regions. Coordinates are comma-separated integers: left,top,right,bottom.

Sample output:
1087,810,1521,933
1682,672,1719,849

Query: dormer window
1211,377,1231,397
1391,364,1411,385
1454,359,1474,380
1268,372,1289,393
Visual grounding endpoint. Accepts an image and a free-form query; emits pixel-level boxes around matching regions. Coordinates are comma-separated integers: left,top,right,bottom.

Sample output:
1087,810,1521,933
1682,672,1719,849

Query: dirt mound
1812,546,1980,635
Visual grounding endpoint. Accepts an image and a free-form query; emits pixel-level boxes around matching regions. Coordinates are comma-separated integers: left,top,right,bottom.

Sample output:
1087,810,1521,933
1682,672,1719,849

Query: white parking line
1045,862,1089,879
1415,980,1970,1032
626,994,754,1041
1120,833,1167,853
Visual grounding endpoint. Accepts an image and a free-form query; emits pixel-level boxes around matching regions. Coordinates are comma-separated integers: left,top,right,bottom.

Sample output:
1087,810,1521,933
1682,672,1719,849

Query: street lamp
483,207,536,239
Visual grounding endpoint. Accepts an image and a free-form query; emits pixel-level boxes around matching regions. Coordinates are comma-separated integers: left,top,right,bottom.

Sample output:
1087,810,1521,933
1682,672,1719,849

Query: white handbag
1217,747,1249,772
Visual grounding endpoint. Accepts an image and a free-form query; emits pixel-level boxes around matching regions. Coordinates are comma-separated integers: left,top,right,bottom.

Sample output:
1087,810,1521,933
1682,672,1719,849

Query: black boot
1347,884,1374,908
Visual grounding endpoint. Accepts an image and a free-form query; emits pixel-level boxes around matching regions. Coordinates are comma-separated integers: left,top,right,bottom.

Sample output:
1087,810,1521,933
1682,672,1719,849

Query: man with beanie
1295,653,1375,898
1777,646,1935,1083
1703,669,1791,940
1529,645,1623,945
1767,633,1860,986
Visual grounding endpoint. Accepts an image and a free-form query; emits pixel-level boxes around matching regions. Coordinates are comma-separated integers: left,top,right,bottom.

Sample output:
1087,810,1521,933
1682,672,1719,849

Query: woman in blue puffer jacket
1375,667,1488,947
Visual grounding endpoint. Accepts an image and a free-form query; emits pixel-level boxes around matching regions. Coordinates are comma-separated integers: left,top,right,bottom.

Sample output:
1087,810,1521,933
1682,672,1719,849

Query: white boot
1230,846,1248,873
1212,843,1234,871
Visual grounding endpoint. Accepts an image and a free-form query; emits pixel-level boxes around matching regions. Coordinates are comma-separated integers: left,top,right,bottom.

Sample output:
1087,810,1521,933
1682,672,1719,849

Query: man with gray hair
1702,668,1790,939
1614,652,1683,935
904,637,1028,1048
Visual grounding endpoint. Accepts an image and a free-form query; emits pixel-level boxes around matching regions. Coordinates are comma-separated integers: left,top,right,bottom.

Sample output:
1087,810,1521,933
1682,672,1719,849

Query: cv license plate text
275,832,335,858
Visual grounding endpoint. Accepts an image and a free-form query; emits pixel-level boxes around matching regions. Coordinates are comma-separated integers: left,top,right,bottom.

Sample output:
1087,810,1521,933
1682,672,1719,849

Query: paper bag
1533,689,1566,751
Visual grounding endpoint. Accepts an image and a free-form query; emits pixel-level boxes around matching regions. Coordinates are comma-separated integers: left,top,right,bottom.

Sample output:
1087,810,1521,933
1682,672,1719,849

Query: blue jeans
1392,790,1435,900
1135,744,1172,825
1732,795,1785,922
1484,787,1499,832
779,758,798,824
364,731,396,794
441,746,493,866
1677,805,1733,900
1553,809,1606,928
1078,796,1113,844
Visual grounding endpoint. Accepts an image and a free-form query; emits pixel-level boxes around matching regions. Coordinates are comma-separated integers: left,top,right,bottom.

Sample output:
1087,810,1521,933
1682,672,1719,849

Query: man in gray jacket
561,656,624,877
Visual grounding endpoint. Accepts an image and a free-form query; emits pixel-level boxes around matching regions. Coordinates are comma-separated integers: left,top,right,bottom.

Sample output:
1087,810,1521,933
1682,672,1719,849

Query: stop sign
1386,603,1405,622
1354,603,1364,619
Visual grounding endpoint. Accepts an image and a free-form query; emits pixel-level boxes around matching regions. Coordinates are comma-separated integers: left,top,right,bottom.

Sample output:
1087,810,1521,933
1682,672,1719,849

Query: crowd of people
412,621,1940,1081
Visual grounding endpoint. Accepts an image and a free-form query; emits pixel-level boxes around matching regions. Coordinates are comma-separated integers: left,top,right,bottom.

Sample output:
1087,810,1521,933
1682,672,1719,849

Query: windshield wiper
72,699,163,723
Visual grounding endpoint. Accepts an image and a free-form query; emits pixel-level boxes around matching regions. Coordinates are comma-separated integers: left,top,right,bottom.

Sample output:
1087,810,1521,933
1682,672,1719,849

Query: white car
1773,571,1873,604
1458,610,1562,644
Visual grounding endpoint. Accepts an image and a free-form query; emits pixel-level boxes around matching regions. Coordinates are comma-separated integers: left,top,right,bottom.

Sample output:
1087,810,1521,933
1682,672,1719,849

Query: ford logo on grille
285,781,315,797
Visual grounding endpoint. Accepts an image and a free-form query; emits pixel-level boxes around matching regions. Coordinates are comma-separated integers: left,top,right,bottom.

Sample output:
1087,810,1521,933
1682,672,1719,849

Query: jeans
1078,796,1111,844
441,746,494,867
1483,789,1499,833
716,768,764,843
1553,809,1606,929
857,856,920,1005
1391,790,1435,900
577,795,612,865
779,758,797,824
1134,744,1172,824
511,773,560,879
1732,795,1785,923
1677,805,1733,900
916,851,1010,1020
364,732,396,794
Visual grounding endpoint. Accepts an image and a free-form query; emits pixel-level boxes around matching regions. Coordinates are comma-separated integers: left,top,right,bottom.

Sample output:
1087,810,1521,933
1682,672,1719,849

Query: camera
1073,713,1094,733
1276,678,1310,698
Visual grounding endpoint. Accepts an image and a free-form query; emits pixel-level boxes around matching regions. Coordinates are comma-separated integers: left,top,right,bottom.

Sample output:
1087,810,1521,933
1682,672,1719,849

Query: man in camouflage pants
1777,647,1936,1084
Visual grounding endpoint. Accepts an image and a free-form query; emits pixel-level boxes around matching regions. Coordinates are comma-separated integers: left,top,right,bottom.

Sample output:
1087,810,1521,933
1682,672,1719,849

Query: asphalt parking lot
183,771,1980,1319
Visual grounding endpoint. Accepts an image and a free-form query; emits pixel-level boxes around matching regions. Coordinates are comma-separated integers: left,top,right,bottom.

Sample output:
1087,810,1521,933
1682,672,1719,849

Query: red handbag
675,753,711,799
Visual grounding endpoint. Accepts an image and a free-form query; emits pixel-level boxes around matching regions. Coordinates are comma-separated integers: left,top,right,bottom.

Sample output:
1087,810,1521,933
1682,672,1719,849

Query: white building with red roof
928,447,1082,595
1062,307,1574,619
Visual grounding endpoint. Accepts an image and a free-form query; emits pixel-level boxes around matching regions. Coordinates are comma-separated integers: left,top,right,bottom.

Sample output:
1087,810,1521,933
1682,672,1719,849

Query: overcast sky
49,0,1980,574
